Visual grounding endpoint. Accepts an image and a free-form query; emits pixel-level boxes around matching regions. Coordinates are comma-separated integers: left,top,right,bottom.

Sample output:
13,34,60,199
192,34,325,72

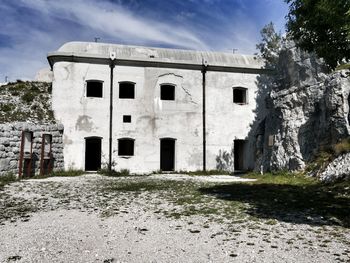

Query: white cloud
20,0,208,50
0,0,288,80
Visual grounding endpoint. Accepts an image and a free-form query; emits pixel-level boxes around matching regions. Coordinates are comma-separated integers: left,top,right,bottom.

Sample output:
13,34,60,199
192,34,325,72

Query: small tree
285,0,350,69
256,22,282,68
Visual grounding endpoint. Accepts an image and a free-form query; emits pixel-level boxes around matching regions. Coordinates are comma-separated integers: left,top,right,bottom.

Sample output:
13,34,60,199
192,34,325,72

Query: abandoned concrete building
47,42,266,173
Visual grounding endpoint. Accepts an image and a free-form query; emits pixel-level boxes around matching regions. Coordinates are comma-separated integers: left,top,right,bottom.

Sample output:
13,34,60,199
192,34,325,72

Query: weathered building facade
48,42,266,173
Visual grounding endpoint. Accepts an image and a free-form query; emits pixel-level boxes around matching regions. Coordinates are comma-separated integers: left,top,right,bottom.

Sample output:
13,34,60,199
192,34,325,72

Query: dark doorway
234,140,246,171
160,139,175,171
85,137,102,171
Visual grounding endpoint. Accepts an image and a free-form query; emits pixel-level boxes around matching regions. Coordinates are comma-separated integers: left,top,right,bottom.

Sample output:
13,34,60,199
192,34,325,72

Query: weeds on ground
200,172,350,227
0,173,17,190
100,171,350,226
98,168,131,177
49,169,85,177
333,137,350,156
335,63,350,71
151,169,231,176
243,171,317,185
306,137,350,174
180,170,231,176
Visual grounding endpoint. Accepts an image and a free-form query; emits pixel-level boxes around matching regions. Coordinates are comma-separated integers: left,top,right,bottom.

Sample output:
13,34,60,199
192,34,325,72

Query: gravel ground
0,174,349,263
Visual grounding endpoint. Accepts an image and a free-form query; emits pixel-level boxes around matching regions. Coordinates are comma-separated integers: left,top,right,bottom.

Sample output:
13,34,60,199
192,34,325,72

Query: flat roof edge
47,52,271,74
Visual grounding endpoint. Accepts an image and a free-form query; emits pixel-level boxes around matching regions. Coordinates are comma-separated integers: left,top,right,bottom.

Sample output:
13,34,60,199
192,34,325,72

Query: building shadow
198,183,350,227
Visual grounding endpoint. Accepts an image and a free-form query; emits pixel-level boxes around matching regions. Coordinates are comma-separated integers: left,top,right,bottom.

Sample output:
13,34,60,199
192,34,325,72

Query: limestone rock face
320,153,350,182
254,42,350,172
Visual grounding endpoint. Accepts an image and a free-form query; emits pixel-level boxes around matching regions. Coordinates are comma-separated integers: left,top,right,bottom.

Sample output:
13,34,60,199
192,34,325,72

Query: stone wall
0,122,64,177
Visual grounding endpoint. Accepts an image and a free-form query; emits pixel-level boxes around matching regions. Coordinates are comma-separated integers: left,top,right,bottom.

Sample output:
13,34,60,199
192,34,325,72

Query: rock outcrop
253,41,350,173
320,152,350,183
0,81,55,124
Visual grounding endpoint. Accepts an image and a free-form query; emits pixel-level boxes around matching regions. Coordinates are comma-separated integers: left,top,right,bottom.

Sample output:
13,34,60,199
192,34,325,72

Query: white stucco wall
52,61,259,173
50,42,264,173
206,72,258,171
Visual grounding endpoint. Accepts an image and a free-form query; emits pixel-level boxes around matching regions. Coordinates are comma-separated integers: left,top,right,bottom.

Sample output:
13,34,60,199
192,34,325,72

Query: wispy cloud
0,0,288,81
22,0,208,50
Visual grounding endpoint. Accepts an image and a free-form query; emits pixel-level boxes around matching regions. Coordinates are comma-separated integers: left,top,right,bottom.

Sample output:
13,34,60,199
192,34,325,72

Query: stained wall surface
51,42,262,173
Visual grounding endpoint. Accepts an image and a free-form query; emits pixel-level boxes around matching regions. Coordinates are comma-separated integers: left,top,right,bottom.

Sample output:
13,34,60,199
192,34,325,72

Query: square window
118,139,134,156
119,82,135,99
86,81,103,97
123,115,131,123
161,84,175,100
233,88,247,104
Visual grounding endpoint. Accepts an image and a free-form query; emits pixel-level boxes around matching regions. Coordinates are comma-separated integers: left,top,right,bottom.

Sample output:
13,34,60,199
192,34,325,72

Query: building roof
48,41,268,74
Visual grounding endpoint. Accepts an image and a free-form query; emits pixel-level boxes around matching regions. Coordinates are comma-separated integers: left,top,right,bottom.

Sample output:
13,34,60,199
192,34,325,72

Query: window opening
86,81,103,98
123,115,131,123
119,82,135,99
118,138,134,156
160,84,175,100
233,87,247,104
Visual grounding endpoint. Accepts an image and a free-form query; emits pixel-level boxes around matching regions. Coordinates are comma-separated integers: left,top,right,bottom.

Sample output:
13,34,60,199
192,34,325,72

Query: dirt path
0,174,349,263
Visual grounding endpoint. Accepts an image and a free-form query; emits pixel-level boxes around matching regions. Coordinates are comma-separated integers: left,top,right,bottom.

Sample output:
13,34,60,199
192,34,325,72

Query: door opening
85,137,102,171
160,138,175,171
234,140,246,171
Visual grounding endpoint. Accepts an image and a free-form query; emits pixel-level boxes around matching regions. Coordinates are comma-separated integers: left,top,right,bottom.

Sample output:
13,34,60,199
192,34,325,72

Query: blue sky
0,0,288,81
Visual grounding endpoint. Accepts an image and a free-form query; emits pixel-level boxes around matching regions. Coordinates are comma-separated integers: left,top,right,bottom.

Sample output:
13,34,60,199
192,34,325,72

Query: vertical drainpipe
202,60,208,171
109,54,116,173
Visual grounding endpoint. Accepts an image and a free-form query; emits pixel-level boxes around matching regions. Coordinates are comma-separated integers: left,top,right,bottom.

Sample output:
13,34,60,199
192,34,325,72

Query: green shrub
15,83,26,91
47,85,52,94
0,103,15,112
21,92,35,103
30,84,40,92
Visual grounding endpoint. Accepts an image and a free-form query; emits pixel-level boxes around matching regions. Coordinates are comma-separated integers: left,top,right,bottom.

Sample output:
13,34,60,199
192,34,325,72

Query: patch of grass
181,169,231,176
98,168,131,177
333,137,350,156
335,63,350,71
243,171,317,185
49,169,85,177
306,137,350,174
103,179,171,192
0,173,17,190
199,174,350,227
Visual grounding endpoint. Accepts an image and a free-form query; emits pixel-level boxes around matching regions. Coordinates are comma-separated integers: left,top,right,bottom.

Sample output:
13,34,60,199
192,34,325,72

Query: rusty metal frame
40,134,52,176
19,131,33,177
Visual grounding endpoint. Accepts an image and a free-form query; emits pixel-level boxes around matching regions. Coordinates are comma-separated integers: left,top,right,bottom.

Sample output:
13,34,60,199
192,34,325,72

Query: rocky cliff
0,81,64,176
253,42,350,176
0,81,55,124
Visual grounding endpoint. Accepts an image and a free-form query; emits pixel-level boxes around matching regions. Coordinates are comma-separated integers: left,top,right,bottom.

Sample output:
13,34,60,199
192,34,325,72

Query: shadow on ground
198,182,350,227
